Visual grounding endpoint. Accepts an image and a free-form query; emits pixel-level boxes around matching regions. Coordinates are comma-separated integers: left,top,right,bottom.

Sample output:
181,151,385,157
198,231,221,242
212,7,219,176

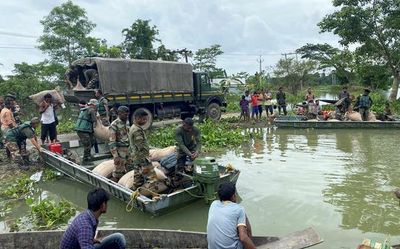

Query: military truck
64,58,226,129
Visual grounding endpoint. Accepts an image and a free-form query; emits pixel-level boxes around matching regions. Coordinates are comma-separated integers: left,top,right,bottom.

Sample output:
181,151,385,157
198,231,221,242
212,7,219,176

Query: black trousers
41,122,57,141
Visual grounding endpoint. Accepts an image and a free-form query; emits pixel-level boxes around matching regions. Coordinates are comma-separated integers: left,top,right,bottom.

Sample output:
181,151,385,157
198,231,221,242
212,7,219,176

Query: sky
0,0,339,77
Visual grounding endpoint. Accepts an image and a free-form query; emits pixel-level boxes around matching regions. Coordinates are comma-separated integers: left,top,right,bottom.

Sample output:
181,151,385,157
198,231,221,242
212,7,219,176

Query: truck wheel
206,103,221,121
131,108,153,130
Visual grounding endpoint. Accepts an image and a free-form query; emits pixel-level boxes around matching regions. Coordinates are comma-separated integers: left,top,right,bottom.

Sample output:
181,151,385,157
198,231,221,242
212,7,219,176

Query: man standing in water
60,188,126,249
207,182,256,249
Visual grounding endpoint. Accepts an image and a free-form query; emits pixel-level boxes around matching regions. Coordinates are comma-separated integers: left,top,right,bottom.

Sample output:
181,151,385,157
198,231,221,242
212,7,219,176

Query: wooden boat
274,116,400,129
0,227,323,249
41,142,240,215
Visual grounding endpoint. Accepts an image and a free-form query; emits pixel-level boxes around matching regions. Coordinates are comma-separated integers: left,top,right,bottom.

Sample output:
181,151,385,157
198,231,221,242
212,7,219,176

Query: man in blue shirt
207,182,256,249
60,188,126,249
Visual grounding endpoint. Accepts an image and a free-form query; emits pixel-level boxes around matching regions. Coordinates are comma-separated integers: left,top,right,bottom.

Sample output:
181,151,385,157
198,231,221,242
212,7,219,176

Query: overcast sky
0,0,339,77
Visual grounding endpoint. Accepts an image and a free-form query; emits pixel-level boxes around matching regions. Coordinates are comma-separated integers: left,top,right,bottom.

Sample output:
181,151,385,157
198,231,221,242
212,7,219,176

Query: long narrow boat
0,227,323,249
42,144,240,215
274,116,400,129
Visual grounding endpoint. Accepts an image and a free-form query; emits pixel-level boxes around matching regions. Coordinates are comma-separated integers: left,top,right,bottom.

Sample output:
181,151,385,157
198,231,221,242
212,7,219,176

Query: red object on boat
49,143,62,154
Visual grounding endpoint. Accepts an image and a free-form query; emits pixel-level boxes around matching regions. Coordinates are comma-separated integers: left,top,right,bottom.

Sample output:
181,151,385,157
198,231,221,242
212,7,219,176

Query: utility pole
256,54,264,87
173,48,192,63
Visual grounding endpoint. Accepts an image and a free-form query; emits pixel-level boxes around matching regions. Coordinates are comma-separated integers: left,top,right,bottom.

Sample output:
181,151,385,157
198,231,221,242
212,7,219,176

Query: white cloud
0,0,339,77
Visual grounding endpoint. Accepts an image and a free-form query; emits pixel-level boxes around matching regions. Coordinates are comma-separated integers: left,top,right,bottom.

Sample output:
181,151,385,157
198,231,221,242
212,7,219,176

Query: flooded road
2,127,400,248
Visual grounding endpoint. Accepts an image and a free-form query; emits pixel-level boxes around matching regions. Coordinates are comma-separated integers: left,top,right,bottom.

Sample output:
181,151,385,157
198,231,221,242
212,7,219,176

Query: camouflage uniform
97,97,110,126
109,118,130,179
75,106,97,161
84,69,99,89
175,125,201,170
5,122,35,167
129,124,157,188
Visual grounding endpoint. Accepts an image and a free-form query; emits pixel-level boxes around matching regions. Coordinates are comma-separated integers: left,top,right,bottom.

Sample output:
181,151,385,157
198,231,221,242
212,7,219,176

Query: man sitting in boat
207,182,256,249
60,188,126,249
128,109,156,188
175,118,201,174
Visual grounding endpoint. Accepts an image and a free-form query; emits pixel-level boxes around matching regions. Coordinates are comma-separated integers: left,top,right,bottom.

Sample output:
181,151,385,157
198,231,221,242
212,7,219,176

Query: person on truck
64,65,78,89
95,89,110,126
75,99,97,164
175,118,201,174
5,117,42,170
84,68,99,89
109,106,130,181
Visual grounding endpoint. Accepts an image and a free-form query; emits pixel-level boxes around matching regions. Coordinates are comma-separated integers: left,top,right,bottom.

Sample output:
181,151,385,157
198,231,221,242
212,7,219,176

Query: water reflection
322,130,400,235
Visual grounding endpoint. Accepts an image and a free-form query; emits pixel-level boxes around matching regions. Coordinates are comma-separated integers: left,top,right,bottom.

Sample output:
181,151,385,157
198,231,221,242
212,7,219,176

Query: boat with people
274,115,400,129
0,227,323,249
41,140,240,215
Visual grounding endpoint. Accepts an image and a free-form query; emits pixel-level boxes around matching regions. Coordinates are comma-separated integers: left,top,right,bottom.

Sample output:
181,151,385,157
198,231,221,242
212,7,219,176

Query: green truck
64,57,226,129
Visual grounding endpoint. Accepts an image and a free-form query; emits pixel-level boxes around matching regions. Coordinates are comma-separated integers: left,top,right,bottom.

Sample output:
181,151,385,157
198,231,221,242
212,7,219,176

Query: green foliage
193,44,224,78
38,0,98,65
273,57,317,94
122,19,159,60
22,198,76,230
1,177,36,199
318,0,400,100
57,118,76,134
148,119,256,152
42,169,62,181
226,94,241,112
296,43,356,84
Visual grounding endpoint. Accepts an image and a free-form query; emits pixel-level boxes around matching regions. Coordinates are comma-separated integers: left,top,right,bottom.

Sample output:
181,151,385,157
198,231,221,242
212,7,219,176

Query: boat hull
0,227,322,249
42,150,240,215
275,120,400,129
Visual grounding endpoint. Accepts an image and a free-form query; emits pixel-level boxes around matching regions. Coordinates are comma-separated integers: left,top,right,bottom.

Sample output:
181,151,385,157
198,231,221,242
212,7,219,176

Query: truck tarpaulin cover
94,58,194,95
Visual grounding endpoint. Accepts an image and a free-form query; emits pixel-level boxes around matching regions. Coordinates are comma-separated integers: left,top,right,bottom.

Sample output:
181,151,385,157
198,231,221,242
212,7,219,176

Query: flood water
2,127,400,248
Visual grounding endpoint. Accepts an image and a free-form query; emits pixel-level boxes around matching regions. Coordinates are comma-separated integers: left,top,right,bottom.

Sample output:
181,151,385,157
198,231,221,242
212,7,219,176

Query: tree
38,0,98,66
157,45,179,61
274,57,317,94
319,0,400,100
192,44,224,78
296,43,356,84
122,19,160,60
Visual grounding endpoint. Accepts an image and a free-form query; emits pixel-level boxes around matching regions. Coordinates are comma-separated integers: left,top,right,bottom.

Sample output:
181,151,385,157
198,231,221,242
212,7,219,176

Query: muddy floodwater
2,127,400,249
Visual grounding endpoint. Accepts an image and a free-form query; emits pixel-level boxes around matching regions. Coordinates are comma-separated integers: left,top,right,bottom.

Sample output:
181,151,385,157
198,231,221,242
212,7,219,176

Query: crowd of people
239,86,395,122
0,93,61,170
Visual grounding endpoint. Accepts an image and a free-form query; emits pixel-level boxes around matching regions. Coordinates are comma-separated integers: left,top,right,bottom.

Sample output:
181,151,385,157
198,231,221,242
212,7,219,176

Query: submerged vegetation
148,119,262,152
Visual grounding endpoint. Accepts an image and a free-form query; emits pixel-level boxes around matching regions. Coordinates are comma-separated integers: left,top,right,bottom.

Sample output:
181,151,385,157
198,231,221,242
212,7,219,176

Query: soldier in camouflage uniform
175,118,201,173
128,109,156,188
5,117,42,170
109,106,130,181
95,89,110,126
84,68,99,89
75,99,97,164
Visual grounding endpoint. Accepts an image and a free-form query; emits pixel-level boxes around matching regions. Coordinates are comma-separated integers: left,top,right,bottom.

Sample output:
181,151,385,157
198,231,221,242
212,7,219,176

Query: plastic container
49,143,62,154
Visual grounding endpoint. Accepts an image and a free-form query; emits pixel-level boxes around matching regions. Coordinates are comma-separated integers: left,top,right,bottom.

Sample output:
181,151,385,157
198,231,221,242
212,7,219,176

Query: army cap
5,93,16,100
30,117,40,124
117,106,129,113
88,99,98,106
183,117,194,126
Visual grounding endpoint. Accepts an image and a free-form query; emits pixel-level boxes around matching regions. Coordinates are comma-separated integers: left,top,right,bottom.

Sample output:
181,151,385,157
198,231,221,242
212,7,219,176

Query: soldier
75,99,97,164
5,117,42,170
84,68,99,89
109,106,130,181
65,65,78,89
175,118,201,173
128,110,156,188
95,89,110,126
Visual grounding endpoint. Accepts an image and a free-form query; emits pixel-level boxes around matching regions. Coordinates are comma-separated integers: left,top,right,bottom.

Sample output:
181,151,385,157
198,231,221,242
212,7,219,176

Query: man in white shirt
39,93,57,144
207,182,256,249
